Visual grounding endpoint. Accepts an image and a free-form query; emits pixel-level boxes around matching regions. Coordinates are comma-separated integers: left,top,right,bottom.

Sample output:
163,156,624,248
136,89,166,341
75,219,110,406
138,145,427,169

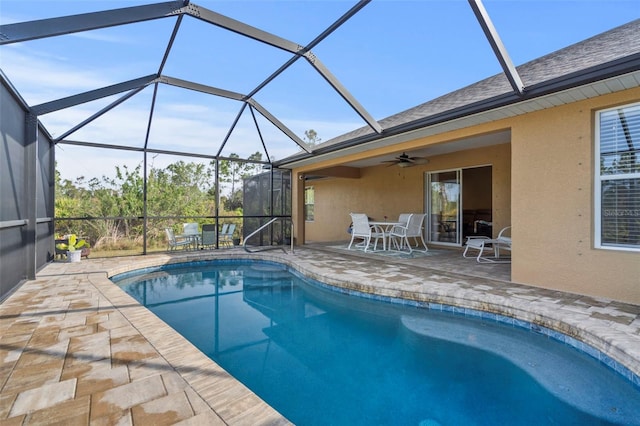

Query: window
304,186,314,222
595,102,640,250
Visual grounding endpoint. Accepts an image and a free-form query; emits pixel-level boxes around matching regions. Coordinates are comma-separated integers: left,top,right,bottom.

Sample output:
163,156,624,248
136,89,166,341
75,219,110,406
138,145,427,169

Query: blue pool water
113,261,640,425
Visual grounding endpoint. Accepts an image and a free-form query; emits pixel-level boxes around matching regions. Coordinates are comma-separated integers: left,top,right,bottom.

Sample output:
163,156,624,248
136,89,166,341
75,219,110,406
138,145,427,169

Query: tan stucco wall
292,87,640,304
510,88,640,304
303,143,511,243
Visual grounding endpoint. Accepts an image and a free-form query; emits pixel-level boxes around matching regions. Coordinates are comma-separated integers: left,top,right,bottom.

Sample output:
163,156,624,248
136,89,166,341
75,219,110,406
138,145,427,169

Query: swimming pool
113,260,640,425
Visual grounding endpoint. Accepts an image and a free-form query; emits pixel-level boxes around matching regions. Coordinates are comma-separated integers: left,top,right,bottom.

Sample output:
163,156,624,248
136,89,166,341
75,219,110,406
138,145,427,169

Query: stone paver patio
1,245,639,424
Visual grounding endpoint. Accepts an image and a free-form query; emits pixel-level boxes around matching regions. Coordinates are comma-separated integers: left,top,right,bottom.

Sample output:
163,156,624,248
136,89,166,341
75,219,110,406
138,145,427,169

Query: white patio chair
493,226,512,257
182,222,199,249
183,222,199,235
347,213,385,252
463,226,511,263
398,213,411,225
389,213,428,253
165,228,191,251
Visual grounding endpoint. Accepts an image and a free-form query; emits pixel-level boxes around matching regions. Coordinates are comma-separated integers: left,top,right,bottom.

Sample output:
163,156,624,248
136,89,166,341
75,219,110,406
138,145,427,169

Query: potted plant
232,222,242,246
55,234,89,262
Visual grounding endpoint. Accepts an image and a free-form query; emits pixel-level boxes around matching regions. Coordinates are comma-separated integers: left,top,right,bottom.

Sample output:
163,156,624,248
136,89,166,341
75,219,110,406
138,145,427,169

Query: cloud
1,48,117,104
3,39,360,182
70,30,130,44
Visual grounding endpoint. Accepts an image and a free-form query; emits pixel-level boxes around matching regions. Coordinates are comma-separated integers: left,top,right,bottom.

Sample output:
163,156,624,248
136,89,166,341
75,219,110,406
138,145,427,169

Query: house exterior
1,5,637,306
281,19,640,305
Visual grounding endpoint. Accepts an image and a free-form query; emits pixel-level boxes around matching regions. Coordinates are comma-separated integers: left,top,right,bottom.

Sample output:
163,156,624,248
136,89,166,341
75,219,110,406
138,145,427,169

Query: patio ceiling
1,1,639,174
341,130,512,169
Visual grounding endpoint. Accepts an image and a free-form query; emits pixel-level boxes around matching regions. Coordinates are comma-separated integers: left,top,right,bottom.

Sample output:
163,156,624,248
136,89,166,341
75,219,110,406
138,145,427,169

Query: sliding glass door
426,170,461,245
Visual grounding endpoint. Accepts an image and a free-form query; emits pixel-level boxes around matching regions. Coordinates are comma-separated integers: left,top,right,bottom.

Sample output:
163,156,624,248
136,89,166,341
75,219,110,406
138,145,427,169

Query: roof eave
275,52,640,169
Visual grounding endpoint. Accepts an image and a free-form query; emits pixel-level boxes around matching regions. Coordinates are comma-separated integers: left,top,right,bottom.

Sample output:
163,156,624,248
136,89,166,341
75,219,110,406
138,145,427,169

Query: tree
147,160,215,218
218,152,263,211
55,159,219,249
54,153,268,251
304,129,321,146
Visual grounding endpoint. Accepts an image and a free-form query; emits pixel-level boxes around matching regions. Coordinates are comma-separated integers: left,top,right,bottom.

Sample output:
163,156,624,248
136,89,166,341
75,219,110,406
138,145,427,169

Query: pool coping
2,248,640,424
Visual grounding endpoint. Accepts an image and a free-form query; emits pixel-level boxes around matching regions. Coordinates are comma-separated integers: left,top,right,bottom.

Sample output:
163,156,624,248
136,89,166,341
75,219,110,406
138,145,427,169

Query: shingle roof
296,18,640,158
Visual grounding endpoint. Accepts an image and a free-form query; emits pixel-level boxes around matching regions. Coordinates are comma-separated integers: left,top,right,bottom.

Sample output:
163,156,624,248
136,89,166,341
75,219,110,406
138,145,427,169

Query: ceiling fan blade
381,152,428,167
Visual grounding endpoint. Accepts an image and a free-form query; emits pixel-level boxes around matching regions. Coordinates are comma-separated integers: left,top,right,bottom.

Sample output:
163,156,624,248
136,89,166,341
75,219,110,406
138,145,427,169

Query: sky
1,0,639,182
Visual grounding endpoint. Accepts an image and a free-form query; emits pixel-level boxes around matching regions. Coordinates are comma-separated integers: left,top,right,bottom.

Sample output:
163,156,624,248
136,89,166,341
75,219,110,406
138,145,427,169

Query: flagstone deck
1,246,639,425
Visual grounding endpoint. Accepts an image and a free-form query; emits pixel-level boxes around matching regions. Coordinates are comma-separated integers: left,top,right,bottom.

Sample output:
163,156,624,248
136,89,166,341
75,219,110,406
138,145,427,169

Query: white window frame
594,101,640,252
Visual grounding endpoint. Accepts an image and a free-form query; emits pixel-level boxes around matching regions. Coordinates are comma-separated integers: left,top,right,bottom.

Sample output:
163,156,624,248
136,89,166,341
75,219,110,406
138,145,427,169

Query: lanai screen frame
0,0,522,169
0,1,377,263
0,0,525,296
0,1,381,256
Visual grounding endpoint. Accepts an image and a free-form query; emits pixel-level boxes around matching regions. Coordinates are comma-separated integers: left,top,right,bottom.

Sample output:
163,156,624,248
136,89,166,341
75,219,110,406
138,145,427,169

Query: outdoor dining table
177,232,200,250
368,220,404,251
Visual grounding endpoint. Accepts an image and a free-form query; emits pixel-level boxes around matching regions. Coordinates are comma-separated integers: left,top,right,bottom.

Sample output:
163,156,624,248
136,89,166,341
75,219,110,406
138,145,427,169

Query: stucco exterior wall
292,87,640,304
303,143,511,243
510,88,640,304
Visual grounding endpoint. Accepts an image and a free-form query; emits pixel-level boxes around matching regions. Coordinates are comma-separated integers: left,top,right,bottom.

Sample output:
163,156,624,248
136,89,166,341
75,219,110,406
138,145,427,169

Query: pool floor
1,247,639,424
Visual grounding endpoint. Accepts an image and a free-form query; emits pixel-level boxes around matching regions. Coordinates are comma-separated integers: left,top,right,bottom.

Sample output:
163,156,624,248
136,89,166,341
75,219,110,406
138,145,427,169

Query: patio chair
463,226,511,263
347,213,385,252
388,213,428,253
398,213,411,225
219,223,229,238
182,222,200,249
183,222,199,235
219,223,236,248
165,228,191,251
200,224,217,249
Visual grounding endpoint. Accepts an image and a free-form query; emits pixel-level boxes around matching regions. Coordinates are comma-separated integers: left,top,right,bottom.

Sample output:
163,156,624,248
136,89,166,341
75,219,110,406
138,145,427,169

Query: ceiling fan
382,152,429,168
